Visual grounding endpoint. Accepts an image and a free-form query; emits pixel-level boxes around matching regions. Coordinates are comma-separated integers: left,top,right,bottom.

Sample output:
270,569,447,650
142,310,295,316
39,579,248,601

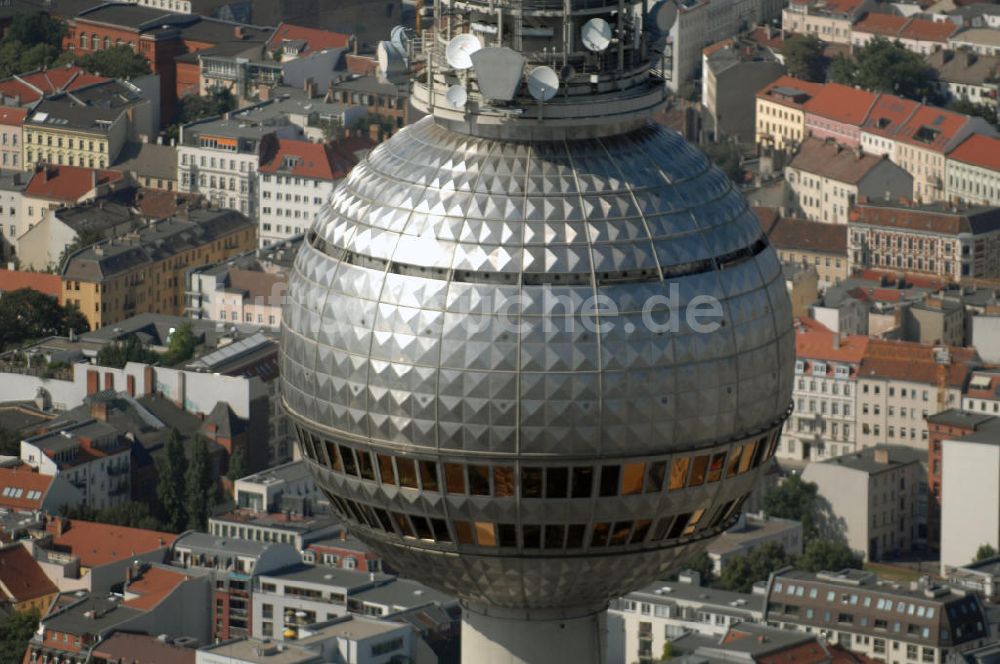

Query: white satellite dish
581,18,612,52
390,25,411,55
446,84,468,108
526,66,559,101
377,41,406,78
445,33,482,70
655,1,678,33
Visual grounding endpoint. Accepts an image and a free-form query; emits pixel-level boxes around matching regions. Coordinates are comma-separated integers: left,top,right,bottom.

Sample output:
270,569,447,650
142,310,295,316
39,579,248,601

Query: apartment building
757,211,849,287
705,512,803,575
22,80,154,170
764,568,990,664
20,419,131,510
860,94,921,158
848,201,1000,282
803,84,877,148
782,318,867,461
701,39,784,144
0,107,25,170
926,409,997,552
786,139,913,225
60,209,256,330
926,49,1000,107
257,138,369,247
178,102,304,216
266,23,352,63
0,65,108,108
303,535,383,574
782,0,872,44
851,13,957,54
946,134,1000,207
607,570,764,664
755,76,825,153
855,339,977,450
948,28,1000,57
962,370,1000,414
803,445,924,560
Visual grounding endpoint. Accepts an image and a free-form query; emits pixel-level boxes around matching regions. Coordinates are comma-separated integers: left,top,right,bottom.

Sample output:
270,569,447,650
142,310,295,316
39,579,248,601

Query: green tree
161,321,196,366
226,444,248,481
849,37,939,102
6,11,65,46
682,551,717,586
762,474,819,539
827,53,857,85
76,45,150,80
783,34,826,82
661,641,674,661
0,12,71,79
716,542,792,593
974,543,998,562
156,428,188,532
797,539,863,572
58,502,162,531
165,88,237,141
0,288,89,350
703,140,744,184
96,334,159,369
0,608,41,664
0,426,19,456
949,98,998,127
185,435,214,531
56,227,105,272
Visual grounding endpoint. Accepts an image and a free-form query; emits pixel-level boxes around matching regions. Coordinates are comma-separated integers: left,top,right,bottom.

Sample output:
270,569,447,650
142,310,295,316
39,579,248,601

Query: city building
802,445,925,560
110,141,178,192
198,615,412,664
948,556,1000,603
939,418,1000,573
701,38,785,144
171,532,302,640
949,28,1000,58
764,568,991,663
785,139,913,225
0,465,82,513
20,419,132,510
757,210,850,288
0,106,25,170
280,0,796,657
232,460,321,514
60,208,256,330
0,543,59,613
0,65,108,107
303,534,383,573
851,13,957,54
848,201,1000,282
705,512,803,575
856,339,977,450
803,84,878,149
327,76,410,131
88,632,197,664
185,235,299,330
962,371,1000,414
926,409,998,552
756,76,825,153
671,623,847,664
0,170,27,258
926,49,1000,107
782,0,873,45
946,134,1000,207
859,94,921,158
607,570,764,664
208,512,341,551
257,137,369,247
783,318,868,461
265,24,352,63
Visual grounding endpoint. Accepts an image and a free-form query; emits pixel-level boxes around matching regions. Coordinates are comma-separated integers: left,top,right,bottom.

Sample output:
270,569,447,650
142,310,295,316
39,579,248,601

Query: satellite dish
446,84,468,108
445,33,482,70
470,47,525,101
655,1,678,33
526,66,559,101
581,18,612,52
377,41,406,78
560,63,576,80
390,25,411,56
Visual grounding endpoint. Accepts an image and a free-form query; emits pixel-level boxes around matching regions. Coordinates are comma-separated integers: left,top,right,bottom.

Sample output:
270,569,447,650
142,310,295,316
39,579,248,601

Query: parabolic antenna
446,84,468,108
389,25,412,55
377,41,407,77
445,33,482,70
581,17,612,52
470,47,525,101
655,1,678,33
526,66,559,101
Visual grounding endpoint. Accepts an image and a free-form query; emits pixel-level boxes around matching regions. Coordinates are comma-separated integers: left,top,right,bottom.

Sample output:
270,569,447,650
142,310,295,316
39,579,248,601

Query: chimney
90,400,108,422
832,333,841,349
874,448,890,464
234,26,245,40
339,528,348,541
260,85,271,102
369,123,380,142
303,77,317,98
91,169,98,191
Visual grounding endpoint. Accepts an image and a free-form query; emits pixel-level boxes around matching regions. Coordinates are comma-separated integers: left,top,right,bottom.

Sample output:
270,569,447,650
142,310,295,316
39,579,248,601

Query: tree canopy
156,428,188,532
96,334,159,368
975,543,998,563
783,34,826,82
0,288,89,350
702,140,744,184
716,542,792,594
798,539,863,573
226,444,248,482
762,474,820,538
0,608,41,664
160,321,197,366
830,37,939,102
76,45,150,80
165,88,237,141
185,435,214,531
949,98,997,128
0,12,71,79
58,502,162,531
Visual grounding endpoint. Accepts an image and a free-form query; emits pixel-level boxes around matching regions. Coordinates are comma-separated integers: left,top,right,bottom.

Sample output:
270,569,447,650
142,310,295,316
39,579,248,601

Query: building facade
946,134,1000,207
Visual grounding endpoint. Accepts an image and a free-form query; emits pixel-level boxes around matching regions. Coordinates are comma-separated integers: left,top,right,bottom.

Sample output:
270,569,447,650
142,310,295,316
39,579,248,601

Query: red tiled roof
861,94,921,137
853,12,908,36
966,371,1000,399
259,137,372,180
49,519,176,568
703,38,735,57
0,545,57,603
849,202,1000,235
860,338,978,387
803,83,878,125
267,23,351,56
344,53,378,76
124,567,189,610
896,105,970,152
948,133,1000,171
758,642,830,664
823,0,868,13
795,318,869,364
0,106,26,127
0,269,61,298
900,16,958,42
24,165,124,202
0,66,108,106
756,75,825,108
789,137,888,183
0,467,53,511
90,634,195,664
758,213,849,254
856,269,945,289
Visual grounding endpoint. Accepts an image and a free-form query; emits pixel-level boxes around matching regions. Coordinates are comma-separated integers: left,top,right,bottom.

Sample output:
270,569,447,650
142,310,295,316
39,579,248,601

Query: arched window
92,33,100,49
80,33,88,49
103,37,111,50
115,38,123,47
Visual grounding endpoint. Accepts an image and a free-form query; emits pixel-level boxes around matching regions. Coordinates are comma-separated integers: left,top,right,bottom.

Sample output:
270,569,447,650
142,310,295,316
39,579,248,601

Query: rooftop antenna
445,33,482,70
581,17,612,52
526,66,559,101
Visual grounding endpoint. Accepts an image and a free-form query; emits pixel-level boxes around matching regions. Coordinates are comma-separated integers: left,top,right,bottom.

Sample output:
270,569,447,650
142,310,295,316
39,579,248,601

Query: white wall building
940,423,1000,574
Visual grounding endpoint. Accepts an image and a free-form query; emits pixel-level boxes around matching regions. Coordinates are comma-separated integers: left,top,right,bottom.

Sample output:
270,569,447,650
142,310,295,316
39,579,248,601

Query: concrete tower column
461,602,608,664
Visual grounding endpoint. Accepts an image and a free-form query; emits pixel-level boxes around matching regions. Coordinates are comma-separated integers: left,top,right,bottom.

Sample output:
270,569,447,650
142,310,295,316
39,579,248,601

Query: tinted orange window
377,454,396,484
683,508,706,536
707,452,726,483
689,455,709,486
397,458,419,488
669,458,690,490
494,466,515,497
621,463,644,495
454,521,474,545
444,463,465,494
726,446,743,478
474,522,496,546
738,440,757,474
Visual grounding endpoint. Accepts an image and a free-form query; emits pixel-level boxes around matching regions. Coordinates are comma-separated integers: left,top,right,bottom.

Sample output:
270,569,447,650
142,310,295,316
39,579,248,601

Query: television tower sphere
279,0,794,660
